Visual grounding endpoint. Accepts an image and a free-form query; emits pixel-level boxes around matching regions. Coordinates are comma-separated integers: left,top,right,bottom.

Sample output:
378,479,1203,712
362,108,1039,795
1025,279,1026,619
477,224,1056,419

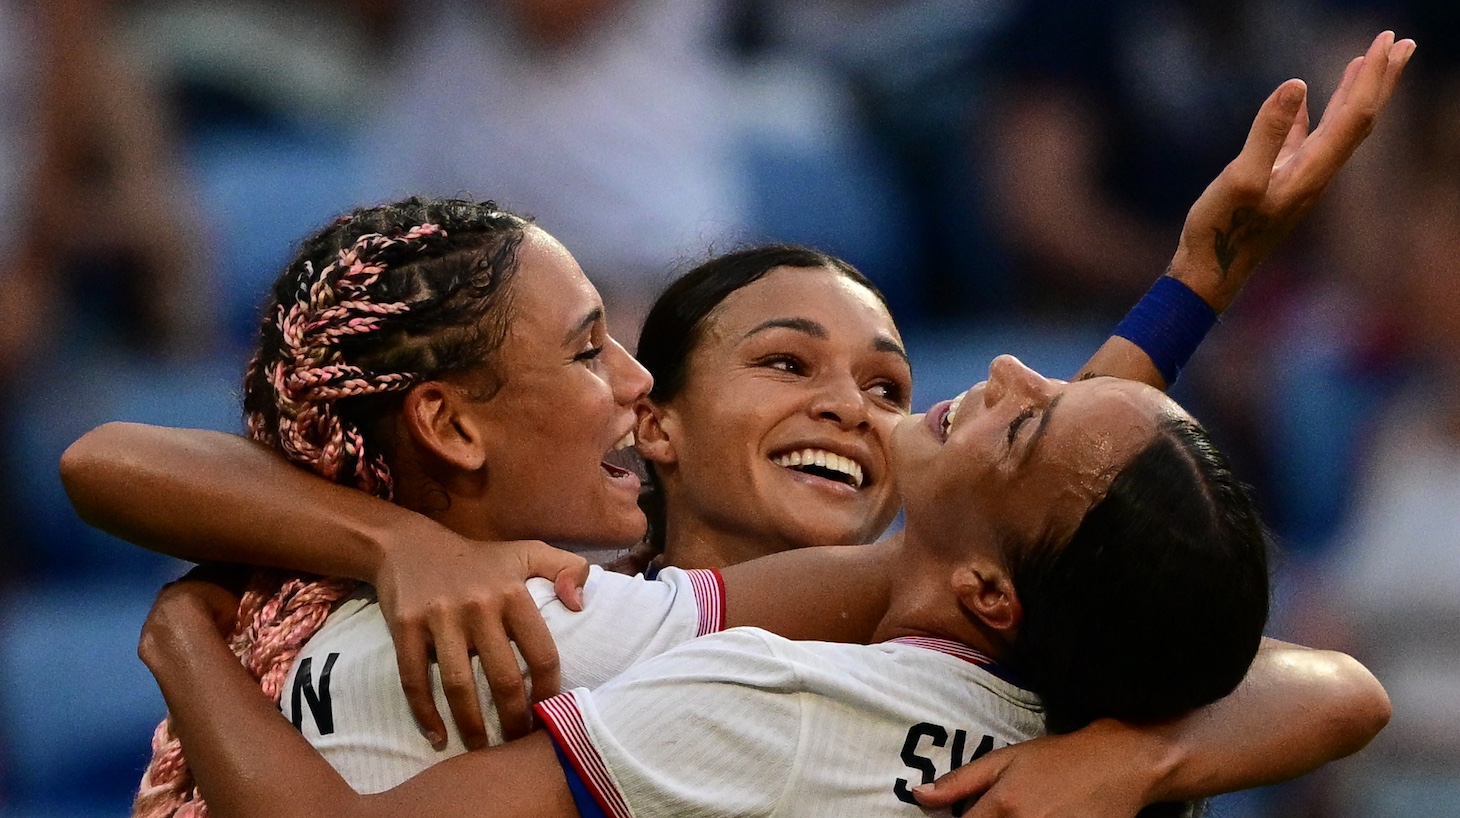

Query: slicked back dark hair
1009,416,1270,818
1011,415,1270,729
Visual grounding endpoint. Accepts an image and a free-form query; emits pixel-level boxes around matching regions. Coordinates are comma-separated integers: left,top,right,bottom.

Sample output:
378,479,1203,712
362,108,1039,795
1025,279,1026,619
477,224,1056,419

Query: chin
567,509,648,551
780,512,883,550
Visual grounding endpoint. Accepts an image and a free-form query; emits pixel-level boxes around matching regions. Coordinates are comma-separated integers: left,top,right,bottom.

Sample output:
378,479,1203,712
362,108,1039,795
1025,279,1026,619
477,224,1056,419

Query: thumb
1231,79,1307,188
521,541,590,611
912,749,1009,809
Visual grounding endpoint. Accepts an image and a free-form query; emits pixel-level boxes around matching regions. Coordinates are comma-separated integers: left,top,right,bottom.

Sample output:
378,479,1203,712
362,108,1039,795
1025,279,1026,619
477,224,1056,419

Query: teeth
613,431,635,451
943,391,968,434
771,448,864,489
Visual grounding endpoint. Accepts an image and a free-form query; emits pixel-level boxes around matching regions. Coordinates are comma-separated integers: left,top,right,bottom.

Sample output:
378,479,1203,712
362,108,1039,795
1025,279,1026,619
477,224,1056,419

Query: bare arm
914,638,1389,816
138,578,576,818
62,421,587,744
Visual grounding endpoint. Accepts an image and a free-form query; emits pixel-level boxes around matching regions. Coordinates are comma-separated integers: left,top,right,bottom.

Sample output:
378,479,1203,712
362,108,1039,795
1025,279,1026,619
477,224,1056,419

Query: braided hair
134,197,530,818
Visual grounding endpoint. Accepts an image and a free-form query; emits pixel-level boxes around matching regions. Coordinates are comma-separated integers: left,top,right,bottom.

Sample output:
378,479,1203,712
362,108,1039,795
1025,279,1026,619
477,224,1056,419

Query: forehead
703,266,898,343
1028,378,1171,496
507,227,601,333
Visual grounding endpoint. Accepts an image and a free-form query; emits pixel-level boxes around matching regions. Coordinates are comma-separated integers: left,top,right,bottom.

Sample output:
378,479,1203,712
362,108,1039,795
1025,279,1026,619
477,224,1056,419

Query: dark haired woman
136,355,1285,818
65,34,1407,818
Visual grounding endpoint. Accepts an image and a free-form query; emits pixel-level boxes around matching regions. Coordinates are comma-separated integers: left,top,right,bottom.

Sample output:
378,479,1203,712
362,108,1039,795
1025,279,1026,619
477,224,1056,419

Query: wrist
1166,247,1235,314
355,508,447,585
1086,717,1185,806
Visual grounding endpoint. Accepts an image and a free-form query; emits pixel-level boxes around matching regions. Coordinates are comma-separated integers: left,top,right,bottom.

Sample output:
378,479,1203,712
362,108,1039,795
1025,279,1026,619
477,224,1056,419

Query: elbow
59,422,124,522
1324,651,1392,758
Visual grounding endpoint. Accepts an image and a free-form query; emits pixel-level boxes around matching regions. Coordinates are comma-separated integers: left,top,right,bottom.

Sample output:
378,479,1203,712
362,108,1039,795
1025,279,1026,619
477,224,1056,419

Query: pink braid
134,224,444,818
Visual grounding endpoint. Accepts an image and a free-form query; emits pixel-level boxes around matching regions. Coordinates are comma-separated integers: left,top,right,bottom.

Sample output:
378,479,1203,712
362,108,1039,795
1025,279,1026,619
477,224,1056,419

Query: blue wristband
1112,277,1218,386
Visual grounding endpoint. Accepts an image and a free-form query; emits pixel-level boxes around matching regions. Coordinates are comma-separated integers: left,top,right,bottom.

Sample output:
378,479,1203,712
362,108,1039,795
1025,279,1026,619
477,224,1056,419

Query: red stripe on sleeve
534,693,635,818
685,568,726,636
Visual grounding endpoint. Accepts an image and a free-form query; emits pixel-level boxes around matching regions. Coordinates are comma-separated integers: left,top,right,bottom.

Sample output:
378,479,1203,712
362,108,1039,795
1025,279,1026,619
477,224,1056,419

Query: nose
984,354,1054,408
607,337,653,405
809,372,872,431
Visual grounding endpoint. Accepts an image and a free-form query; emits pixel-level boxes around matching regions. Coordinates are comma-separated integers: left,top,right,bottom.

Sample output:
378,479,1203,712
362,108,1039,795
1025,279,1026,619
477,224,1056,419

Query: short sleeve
534,566,725,688
536,629,801,818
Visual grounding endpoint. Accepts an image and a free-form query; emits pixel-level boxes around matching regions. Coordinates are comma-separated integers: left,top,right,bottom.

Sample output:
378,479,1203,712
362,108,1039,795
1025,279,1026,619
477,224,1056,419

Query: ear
401,382,488,471
634,400,679,467
952,563,1022,635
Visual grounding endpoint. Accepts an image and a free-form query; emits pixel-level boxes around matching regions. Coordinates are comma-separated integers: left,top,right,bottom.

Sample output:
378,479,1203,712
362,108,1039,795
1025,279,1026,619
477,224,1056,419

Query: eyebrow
1019,392,1065,467
565,306,603,345
743,317,829,341
743,317,911,366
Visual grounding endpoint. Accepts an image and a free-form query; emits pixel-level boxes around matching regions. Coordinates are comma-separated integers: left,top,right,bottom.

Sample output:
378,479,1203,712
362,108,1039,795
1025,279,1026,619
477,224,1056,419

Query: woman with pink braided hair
120,196,657,817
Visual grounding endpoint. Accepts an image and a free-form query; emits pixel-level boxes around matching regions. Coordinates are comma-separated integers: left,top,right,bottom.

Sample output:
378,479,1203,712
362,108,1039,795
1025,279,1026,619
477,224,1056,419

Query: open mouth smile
601,430,639,481
770,447,866,489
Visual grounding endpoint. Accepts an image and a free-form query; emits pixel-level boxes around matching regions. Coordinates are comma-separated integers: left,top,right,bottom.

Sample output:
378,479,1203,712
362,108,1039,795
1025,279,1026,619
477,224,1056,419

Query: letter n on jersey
291,653,340,735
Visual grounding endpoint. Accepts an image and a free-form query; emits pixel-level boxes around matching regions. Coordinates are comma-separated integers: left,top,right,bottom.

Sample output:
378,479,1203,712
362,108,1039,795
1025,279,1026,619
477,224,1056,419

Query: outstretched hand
371,537,590,749
1173,30,1415,312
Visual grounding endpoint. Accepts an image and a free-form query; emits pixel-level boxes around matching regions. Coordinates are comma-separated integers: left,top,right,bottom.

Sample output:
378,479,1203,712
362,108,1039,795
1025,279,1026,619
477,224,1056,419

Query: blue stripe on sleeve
552,734,609,818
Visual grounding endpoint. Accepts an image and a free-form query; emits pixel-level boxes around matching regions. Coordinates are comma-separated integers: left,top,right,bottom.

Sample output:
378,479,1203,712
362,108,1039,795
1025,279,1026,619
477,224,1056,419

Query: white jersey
538,628,1046,818
279,565,724,793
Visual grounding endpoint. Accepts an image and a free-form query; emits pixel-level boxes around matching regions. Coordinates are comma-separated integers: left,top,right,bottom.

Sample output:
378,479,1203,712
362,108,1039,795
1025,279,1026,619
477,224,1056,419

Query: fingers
522,541,589,611
1301,31,1412,180
506,589,562,702
392,624,448,750
1277,88,1311,166
433,621,491,751
1228,78,1307,194
1382,38,1417,101
911,749,1008,809
475,610,533,742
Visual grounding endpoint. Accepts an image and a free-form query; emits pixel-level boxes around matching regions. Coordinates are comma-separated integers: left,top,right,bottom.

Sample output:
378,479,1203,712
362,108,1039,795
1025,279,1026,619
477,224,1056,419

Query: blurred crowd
0,1,1455,816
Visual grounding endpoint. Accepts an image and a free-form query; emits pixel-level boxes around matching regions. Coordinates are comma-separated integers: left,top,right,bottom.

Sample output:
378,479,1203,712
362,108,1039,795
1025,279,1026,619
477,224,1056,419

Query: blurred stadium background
0,1,1455,815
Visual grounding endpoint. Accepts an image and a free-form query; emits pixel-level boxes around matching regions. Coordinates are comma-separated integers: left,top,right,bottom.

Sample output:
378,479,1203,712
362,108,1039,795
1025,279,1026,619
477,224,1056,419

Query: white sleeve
539,565,724,690
536,629,801,818
280,566,725,793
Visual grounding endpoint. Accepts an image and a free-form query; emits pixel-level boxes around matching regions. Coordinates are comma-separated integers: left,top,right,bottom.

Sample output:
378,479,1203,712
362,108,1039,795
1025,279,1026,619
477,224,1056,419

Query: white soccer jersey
538,628,1045,818
279,565,724,793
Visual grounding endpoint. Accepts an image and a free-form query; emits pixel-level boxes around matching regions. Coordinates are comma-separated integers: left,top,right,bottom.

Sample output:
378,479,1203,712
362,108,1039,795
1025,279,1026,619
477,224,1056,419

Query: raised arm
61,421,586,743
1077,31,1413,390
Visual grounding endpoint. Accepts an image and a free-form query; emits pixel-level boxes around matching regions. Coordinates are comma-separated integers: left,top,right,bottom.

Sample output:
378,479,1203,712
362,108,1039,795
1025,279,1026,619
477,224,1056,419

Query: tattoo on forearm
1212,207,1270,278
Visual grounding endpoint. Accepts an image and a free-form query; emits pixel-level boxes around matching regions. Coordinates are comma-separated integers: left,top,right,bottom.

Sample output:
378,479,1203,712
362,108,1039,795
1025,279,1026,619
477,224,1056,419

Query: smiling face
462,226,652,547
645,265,912,563
894,355,1173,561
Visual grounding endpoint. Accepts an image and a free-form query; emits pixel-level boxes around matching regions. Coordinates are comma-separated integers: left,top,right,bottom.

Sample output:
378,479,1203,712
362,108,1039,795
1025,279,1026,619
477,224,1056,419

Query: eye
757,354,806,375
866,380,908,409
1005,407,1035,447
574,345,605,363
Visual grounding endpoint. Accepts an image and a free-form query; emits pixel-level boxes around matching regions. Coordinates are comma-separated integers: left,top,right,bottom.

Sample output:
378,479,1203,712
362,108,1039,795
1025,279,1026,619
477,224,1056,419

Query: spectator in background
12,0,207,365
986,0,1329,315
0,0,210,584
360,0,748,338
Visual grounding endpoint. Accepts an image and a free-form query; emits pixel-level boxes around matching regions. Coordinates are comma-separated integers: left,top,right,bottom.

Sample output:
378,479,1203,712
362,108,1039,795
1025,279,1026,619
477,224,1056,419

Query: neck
392,472,506,543
659,508,804,570
868,532,1009,663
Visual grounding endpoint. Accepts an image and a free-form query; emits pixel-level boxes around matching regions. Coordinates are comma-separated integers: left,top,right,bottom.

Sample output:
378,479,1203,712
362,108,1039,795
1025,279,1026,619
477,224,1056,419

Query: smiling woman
634,246,912,568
